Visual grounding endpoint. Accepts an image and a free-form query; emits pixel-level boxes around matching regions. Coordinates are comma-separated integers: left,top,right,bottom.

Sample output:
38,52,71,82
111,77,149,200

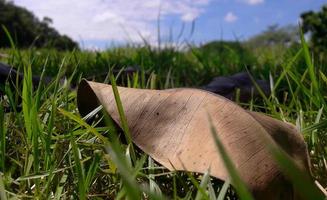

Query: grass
0,35,326,199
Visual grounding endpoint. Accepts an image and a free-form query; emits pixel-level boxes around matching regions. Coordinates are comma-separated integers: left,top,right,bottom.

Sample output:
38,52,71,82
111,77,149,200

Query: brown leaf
77,80,311,199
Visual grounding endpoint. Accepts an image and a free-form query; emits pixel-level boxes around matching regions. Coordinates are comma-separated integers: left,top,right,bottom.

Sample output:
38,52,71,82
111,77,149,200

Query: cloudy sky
13,0,326,49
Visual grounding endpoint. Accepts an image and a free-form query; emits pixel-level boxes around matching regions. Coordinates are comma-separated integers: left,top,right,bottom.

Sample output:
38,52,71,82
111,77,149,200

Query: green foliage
244,25,303,73
301,5,327,55
0,1,79,50
0,11,327,198
193,41,257,74
0,36,326,199
0,45,260,87
246,24,300,48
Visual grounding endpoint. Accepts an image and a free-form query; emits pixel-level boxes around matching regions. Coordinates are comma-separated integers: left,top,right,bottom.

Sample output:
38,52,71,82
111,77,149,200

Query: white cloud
241,0,264,5
224,12,238,23
13,0,210,47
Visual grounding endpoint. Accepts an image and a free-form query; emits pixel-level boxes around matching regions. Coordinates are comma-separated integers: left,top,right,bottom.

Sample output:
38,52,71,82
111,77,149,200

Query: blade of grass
302,119,327,134
300,29,319,98
0,104,6,172
148,157,163,198
245,69,277,116
54,174,68,200
207,114,254,200
58,108,109,143
85,154,101,188
194,170,211,200
104,139,141,199
22,62,42,195
22,63,33,142
217,180,231,200
110,74,136,163
0,173,7,200
207,179,217,200
273,49,302,91
70,136,86,200
132,72,139,88
46,59,66,169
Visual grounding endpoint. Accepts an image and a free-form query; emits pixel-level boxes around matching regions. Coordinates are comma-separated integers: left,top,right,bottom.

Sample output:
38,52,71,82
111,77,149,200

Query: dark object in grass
0,62,52,91
0,62,140,95
0,62,53,112
86,65,141,82
202,72,271,102
0,62,141,112
114,65,140,74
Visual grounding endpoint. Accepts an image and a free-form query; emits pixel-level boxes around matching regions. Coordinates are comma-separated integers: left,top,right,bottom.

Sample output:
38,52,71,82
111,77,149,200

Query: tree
243,25,302,71
246,24,300,48
301,5,327,54
0,1,79,50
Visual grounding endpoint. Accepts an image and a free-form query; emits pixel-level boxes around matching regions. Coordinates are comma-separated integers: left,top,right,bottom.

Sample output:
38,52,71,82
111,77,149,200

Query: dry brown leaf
77,80,311,199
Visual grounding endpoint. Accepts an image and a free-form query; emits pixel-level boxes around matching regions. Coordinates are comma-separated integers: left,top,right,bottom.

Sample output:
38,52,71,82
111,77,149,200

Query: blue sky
13,0,327,49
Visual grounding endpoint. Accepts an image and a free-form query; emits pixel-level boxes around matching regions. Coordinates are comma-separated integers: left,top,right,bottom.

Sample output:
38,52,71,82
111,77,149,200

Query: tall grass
0,34,326,199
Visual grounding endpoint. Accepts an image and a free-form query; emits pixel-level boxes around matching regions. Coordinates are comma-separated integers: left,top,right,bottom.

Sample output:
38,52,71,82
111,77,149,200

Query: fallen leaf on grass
77,80,312,199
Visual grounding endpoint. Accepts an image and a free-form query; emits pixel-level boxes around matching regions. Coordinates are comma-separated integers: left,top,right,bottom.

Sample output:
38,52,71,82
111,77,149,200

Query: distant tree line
301,5,327,54
245,24,300,48
203,5,327,55
0,0,79,50
200,4,327,68
0,0,326,55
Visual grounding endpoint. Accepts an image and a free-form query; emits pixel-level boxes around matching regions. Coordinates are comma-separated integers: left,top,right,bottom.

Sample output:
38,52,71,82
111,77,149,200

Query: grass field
0,36,327,199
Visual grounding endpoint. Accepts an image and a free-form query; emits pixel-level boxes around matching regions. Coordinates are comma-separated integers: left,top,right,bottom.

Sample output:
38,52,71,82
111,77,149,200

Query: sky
13,0,327,49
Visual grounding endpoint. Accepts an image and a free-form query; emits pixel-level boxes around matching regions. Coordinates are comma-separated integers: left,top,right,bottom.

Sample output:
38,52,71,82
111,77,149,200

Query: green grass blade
207,179,217,200
22,63,33,142
148,157,163,198
0,104,6,172
245,69,277,115
217,180,231,200
70,137,86,200
58,108,109,143
110,74,136,163
194,170,211,200
207,114,254,200
104,140,141,199
183,172,209,200
300,29,319,98
54,174,68,200
302,119,327,134
273,49,302,91
85,151,100,188
0,173,7,200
